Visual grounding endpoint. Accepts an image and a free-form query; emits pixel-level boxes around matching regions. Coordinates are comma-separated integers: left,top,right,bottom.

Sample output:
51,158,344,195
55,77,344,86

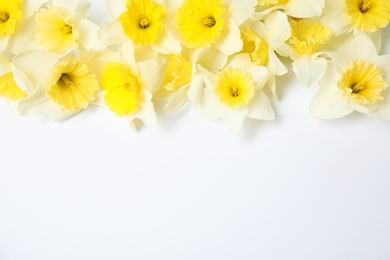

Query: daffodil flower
321,0,390,49
288,18,334,87
100,39,166,131
154,47,205,113
99,0,181,55
11,49,102,120
34,0,106,54
0,54,27,111
0,0,48,53
196,54,275,137
242,11,291,96
171,0,257,56
310,34,390,120
253,0,325,20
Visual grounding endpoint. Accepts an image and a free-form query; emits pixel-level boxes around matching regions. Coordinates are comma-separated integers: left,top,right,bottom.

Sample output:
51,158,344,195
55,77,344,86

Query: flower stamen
0,12,9,23
139,18,150,29
359,0,371,13
203,16,216,27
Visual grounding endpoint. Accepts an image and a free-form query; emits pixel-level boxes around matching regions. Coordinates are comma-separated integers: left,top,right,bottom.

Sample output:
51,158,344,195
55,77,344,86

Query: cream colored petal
52,0,90,21
98,19,127,45
196,85,223,120
339,34,378,63
23,0,47,18
292,55,327,87
0,36,10,53
0,55,11,75
264,11,291,41
198,45,227,73
12,51,59,94
78,19,108,51
129,90,157,127
285,0,325,18
321,10,351,36
247,91,275,120
6,17,39,55
15,91,51,117
225,0,257,25
223,106,248,137
372,54,390,83
310,86,353,119
119,39,138,75
227,53,252,70
268,49,288,76
106,0,127,18
137,57,166,93
152,30,182,54
187,70,204,105
248,66,269,90
165,85,189,113
214,19,243,55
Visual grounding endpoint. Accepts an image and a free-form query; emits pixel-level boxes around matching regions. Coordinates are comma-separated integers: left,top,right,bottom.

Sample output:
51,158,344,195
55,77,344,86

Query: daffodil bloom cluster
0,0,389,137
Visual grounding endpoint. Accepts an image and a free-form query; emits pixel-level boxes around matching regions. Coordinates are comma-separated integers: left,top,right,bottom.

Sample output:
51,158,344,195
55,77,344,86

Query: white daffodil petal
373,54,390,83
6,17,39,55
0,55,11,75
52,0,90,21
47,105,75,121
248,66,269,89
268,49,288,76
198,45,227,73
339,34,378,62
78,19,107,51
310,87,353,119
137,57,166,93
12,51,59,93
91,89,106,106
285,0,325,18
227,53,252,70
322,9,350,36
98,19,126,45
269,40,291,57
214,19,243,56
15,91,50,116
106,0,126,18
152,31,182,54
225,0,256,25
223,106,249,137
264,11,291,41
247,91,275,120
187,70,204,105
23,0,47,18
292,56,327,87
197,86,223,120
165,86,189,113
0,36,10,53
119,39,138,74
131,90,157,127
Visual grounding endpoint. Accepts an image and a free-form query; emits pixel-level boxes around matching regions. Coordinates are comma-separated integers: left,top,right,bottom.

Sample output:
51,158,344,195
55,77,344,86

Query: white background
1,1,390,259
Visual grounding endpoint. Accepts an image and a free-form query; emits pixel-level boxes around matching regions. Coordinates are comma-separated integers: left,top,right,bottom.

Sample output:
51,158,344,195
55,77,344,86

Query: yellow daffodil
173,0,257,55
35,0,106,54
99,0,181,55
100,39,166,131
0,0,48,53
11,49,102,120
310,34,390,119
196,53,274,137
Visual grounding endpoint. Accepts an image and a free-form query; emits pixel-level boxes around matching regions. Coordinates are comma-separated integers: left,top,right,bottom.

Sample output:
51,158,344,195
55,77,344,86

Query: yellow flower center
0,72,27,100
47,61,99,112
35,5,78,53
101,62,143,116
215,67,255,109
177,0,225,48
0,0,22,38
162,54,192,92
241,27,269,66
119,0,166,45
338,60,388,105
345,0,390,33
290,19,331,56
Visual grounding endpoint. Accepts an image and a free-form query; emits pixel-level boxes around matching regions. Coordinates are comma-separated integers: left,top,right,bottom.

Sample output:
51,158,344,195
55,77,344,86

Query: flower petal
247,91,275,120
119,39,138,74
98,19,126,45
248,65,269,89
214,19,243,55
223,106,248,137
339,34,378,62
129,89,157,127
52,0,90,21
137,57,166,93
268,49,288,76
77,19,108,51
187,70,204,105
292,55,327,87
225,0,256,25
198,45,227,73
106,0,126,18
196,85,223,120
152,30,182,54
264,11,291,41
23,0,47,18
165,85,189,113
285,0,325,18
